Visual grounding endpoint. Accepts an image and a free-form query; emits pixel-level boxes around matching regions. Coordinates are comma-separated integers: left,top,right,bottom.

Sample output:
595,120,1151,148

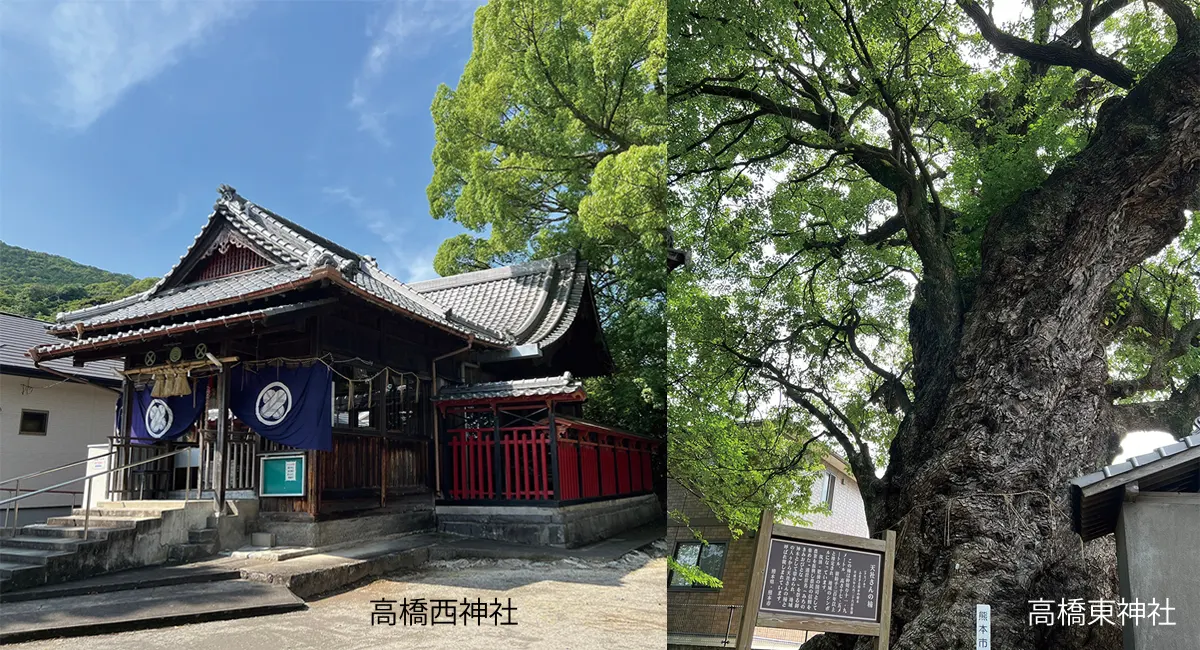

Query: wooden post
877,529,897,650
736,509,774,650
493,404,504,500
546,403,560,501
213,342,230,513
379,373,387,508
117,375,134,500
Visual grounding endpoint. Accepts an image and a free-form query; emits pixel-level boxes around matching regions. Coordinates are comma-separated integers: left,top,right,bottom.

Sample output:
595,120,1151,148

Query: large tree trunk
810,35,1200,650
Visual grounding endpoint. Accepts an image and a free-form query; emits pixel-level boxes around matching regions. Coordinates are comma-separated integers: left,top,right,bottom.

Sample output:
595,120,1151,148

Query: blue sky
0,0,486,282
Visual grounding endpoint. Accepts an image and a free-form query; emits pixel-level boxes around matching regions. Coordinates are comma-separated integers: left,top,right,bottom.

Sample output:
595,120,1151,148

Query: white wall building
781,453,870,537
0,312,122,525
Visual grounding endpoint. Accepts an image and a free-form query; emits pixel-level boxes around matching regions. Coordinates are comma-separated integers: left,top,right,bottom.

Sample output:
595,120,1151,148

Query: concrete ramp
0,579,305,644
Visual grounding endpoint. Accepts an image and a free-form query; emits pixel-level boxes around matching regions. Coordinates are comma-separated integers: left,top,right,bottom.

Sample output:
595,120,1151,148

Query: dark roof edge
0,363,122,387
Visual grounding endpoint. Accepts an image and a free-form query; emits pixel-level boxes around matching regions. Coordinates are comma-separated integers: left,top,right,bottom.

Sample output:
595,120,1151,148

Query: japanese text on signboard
760,538,882,623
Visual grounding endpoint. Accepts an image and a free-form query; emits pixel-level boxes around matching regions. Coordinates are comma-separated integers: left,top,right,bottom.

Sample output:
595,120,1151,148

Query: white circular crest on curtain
145,399,173,439
256,381,293,425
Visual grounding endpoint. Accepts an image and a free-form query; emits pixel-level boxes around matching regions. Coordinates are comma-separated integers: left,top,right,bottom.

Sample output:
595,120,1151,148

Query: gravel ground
9,541,668,650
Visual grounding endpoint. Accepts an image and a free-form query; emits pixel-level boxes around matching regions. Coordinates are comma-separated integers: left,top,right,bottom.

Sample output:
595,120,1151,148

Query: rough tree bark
810,20,1200,650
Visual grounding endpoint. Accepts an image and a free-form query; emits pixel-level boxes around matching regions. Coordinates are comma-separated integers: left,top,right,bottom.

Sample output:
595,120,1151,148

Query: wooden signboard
736,510,896,650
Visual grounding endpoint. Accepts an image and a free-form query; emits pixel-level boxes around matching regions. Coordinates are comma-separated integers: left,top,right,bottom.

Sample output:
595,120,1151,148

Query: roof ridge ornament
217,184,238,202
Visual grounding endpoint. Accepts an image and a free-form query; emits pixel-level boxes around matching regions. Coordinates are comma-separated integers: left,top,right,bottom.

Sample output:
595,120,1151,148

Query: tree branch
957,0,1137,88
1113,376,1200,438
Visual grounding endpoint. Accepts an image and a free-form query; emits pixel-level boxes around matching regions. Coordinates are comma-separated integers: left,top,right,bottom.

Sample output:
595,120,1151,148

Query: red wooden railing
555,420,656,502
447,427,496,500
501,427,552,499
444,413,658,503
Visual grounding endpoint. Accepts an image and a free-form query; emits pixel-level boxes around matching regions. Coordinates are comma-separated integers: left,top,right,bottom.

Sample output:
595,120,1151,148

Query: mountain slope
0,241,155,322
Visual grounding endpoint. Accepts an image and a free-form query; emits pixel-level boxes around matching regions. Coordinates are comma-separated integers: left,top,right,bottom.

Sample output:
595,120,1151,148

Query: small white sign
976,604,991,648
284,460,298,482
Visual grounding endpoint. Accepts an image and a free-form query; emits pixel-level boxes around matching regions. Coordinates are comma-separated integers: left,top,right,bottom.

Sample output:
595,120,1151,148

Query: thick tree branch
1113,376,1200,438
695,83,912,193
957,0,1137,88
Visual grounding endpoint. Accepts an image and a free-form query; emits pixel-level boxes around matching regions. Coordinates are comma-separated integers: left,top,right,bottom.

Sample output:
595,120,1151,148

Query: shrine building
22,184,662,558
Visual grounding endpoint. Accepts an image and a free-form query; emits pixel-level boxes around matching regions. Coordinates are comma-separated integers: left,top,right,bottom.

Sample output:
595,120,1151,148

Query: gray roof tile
411,253,588,348
49,266,310,332
1070,426,1200,491
32,301,332,360
46,186,596,357
436,373,583,401
0,312,121,382
1070,420,1200,541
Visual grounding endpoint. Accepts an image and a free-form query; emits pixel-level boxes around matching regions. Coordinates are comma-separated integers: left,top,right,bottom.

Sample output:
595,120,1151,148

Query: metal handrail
0,447,191,538
0,448,117,486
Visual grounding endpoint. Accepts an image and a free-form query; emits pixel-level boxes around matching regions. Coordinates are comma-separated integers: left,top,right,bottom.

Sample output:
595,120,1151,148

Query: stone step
0,561,244,603
0,563,45,591
21,524,127,540
0,561,43,576
70,507,187,519
45,516,154,528
0,547,72,566
0,579,306,643
168,542,216,564
0,536,92,552
188,528,217,544
96,500,192,509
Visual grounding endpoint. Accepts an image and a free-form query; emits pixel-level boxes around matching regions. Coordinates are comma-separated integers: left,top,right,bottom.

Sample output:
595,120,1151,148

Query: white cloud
1,1,243,129
322,186,437,282
348,0,482,146
402,249,440,283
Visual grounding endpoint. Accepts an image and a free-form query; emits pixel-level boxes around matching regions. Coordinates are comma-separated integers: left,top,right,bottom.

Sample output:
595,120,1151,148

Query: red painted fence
444,415,657,503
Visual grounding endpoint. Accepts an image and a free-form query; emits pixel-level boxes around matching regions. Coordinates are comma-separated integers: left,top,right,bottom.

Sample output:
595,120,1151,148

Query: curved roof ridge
409,251,577,293
525,259,588,347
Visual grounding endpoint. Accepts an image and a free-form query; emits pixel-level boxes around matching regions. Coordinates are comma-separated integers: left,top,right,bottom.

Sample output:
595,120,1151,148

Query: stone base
436,493,663,548
257,508,435,548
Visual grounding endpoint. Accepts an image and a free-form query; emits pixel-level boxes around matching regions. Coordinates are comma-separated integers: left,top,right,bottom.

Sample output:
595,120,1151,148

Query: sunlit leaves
428,0,667,439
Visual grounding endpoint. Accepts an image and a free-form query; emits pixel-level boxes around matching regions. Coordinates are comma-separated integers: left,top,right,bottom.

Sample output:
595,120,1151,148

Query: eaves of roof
29,300,334,363
1070,428,1200,542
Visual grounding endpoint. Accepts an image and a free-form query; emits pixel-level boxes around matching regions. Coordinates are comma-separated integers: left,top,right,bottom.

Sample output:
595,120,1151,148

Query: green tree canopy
669,1,1199,647
429,0,668,437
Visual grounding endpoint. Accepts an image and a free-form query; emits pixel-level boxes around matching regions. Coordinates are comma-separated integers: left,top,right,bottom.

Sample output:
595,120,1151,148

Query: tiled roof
43,185,599,360
436,373,584,402
410,252,589,348
0,312,121,383
1070,421,1200,541
48,266,310,333
31,301,332,362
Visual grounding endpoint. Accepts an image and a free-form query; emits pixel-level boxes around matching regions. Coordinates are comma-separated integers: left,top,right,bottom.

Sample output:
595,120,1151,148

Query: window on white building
19,410,49,435
817,470,835,509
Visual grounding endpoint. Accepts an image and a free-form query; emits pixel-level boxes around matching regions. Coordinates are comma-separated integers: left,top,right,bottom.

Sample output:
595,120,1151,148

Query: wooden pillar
308,450,321,517
213,342,231,513
546,402,560,501
736,509,774,650
116,375,134,500
576,427,585,501
492,404,503,499
878,530,897,650
379,372,387,508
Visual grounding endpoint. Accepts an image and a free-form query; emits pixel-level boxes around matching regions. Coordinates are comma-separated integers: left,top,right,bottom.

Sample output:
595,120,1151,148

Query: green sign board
259,454,306,497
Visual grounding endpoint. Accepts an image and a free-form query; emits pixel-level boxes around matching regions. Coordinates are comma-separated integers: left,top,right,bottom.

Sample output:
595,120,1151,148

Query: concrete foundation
436,494,664,548
257,508,435,548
